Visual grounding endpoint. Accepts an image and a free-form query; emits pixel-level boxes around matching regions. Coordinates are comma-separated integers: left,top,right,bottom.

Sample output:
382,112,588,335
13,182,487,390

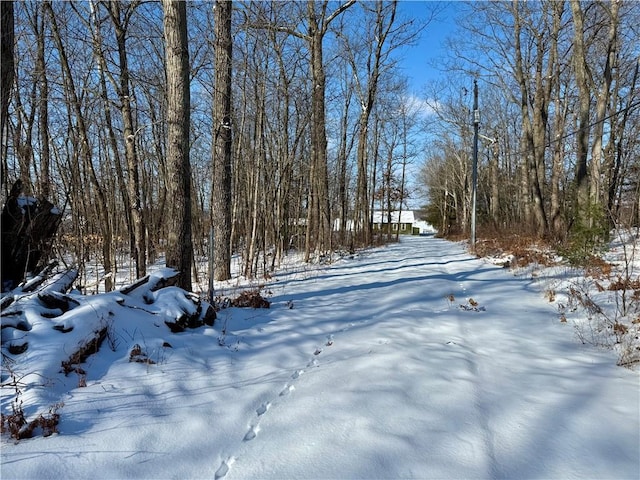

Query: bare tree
303,0,355,259
105,0,147,279
0,0,13,190
211,0,233,282
242,0,354,261
34,3,50,199
46,0,116,290
337,0,410,245
256,0,354,259
162,0,192,290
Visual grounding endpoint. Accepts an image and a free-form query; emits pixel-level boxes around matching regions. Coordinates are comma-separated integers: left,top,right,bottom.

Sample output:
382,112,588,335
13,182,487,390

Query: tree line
418,0,640,257
0,0,422,293
5,0,634,292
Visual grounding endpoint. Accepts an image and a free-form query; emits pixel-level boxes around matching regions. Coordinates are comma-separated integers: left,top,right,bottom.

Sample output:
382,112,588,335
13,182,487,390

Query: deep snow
1,235,639,479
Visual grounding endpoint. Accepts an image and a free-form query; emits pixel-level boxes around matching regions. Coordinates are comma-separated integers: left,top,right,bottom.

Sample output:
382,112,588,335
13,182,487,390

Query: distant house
332,210,436,235
372,210,418,235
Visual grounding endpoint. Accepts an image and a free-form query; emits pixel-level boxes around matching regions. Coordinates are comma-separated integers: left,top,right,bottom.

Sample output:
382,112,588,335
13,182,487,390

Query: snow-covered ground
1,235,639,479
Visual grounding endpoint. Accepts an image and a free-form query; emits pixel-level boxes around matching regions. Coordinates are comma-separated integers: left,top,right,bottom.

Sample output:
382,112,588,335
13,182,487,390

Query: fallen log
119,268,180,296
37,291,80,314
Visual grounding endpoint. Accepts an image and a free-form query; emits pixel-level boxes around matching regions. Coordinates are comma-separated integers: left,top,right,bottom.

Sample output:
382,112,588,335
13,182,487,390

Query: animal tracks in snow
256,401,270,416
243,424,260,441
279,384,295,396
214,456,235,479
216,332,338,477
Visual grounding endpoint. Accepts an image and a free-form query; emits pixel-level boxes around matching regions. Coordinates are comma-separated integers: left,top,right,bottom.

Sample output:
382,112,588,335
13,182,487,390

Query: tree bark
570,0,591,217
35,4,51,199
162,0,193,291
0,0,13,189
589,0,619,207
211,0,233,281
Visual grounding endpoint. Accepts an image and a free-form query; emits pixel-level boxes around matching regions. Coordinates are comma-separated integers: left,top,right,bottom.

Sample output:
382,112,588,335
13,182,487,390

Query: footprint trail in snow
213,333,335,477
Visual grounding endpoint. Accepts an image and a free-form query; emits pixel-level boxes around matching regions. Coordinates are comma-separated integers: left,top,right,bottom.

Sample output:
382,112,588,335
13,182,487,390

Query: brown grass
608,277,640,291
1,398,62,441
472,232,557,268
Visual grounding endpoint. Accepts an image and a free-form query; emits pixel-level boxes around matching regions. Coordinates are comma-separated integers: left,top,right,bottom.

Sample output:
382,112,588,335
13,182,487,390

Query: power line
488,98,640,161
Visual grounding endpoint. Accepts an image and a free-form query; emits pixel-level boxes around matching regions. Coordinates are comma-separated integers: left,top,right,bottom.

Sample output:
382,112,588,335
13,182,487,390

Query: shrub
561,203,610,266
1,370,63,441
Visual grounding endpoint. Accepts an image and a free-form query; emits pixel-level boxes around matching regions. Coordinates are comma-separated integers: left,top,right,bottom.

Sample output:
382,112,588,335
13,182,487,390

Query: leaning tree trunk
46,0,114,291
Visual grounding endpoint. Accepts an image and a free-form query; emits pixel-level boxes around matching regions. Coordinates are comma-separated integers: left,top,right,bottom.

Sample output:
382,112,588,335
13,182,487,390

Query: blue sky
395,0,461,95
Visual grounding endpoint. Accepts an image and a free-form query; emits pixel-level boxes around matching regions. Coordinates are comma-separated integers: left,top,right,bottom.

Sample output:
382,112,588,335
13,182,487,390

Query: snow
2,236,639,479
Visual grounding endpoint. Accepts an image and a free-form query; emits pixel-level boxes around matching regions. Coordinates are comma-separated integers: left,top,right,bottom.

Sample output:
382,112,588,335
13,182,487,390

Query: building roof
372,210,415,224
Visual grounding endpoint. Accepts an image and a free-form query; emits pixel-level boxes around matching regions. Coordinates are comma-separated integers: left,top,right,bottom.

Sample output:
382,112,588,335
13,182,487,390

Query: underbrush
0,369,62,442
473,233,558,268
470,229,640,369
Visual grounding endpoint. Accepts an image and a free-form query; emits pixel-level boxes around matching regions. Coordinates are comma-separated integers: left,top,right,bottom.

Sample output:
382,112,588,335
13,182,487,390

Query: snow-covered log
119,268,181,297
1,266,216,360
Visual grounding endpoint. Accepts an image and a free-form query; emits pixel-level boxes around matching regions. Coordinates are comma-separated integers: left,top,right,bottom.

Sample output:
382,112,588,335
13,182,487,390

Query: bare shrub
129,343,156,364
1,370,63,441
230,289,271,309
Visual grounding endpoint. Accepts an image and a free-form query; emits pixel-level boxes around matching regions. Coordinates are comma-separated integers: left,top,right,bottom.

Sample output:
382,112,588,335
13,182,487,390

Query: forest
419,0,640,252
1,0,639,295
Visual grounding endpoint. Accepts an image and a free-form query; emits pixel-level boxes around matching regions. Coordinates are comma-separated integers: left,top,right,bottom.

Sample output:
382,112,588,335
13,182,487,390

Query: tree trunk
108,1,147,280
0,0,13,189
336,81,352,246
570,0,591,217
307,5,331,257
35,5,51,200
607,56,638,223
211,0,233,281
589,0,619,208
352,1,397,246
489,137,499,226
511,0,550,236
162,0,193,291
89,0,118,291
304,0,355,259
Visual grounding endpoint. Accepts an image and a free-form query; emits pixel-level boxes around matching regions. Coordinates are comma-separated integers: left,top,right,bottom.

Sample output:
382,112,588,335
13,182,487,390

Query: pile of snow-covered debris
1,266,216,440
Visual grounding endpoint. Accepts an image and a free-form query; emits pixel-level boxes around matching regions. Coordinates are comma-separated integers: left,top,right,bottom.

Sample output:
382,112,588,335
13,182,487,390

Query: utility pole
471,79,479,250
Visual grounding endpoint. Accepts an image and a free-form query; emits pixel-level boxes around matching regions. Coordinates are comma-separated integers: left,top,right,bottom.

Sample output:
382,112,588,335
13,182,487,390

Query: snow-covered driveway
2,236,639,479
218,235,639,479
